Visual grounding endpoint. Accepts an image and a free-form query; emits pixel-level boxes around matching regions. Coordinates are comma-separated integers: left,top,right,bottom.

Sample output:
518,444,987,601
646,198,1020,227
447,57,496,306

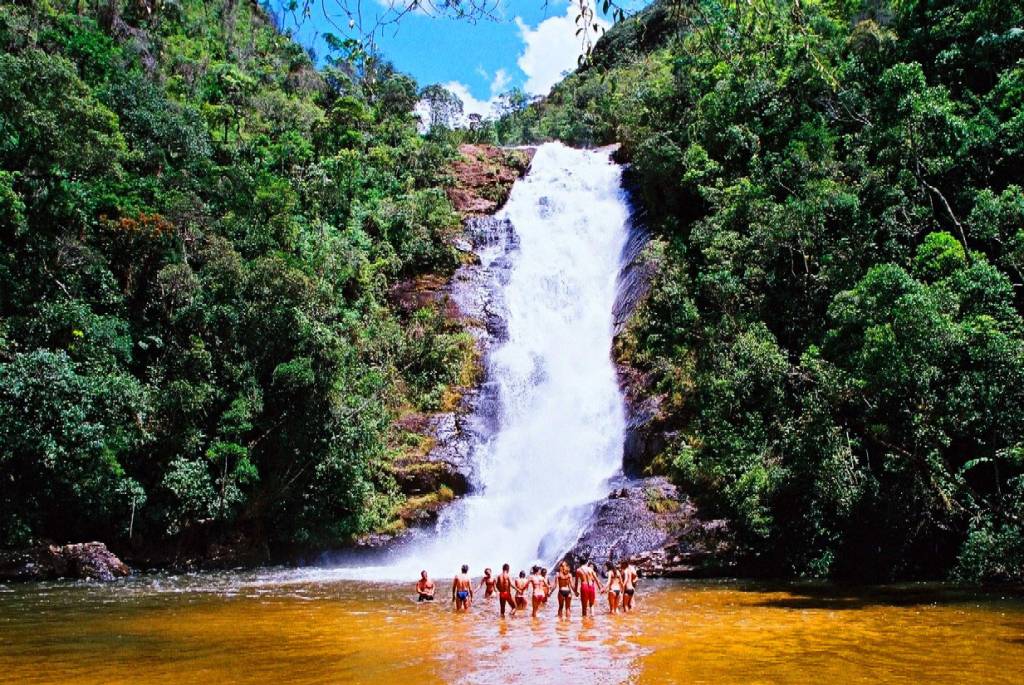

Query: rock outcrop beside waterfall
561,173,736,578
561,479,733,577
371,146,534,542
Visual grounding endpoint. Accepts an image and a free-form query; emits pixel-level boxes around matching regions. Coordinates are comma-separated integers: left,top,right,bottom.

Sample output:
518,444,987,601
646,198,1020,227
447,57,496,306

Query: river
2,574,1022,684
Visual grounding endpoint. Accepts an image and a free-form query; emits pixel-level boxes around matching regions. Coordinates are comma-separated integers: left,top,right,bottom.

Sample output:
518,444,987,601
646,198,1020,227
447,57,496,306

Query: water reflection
1,577,1022,684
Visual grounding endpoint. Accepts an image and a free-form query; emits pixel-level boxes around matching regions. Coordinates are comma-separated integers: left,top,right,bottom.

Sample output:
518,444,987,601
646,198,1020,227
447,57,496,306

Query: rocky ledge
446,144,534,215
561,478,733,578
0,542,130,582
365,146,534,544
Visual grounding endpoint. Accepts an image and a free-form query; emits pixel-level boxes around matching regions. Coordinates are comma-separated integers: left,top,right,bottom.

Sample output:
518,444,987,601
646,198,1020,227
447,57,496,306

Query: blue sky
268,1,645,115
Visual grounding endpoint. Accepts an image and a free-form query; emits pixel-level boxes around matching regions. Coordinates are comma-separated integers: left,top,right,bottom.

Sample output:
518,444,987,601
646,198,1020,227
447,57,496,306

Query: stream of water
338,143,631,580
2,575,1022,684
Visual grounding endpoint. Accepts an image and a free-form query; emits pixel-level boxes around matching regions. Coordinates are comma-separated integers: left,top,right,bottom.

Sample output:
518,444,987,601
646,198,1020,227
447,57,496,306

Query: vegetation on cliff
0,0,481,558
502,0,1024,582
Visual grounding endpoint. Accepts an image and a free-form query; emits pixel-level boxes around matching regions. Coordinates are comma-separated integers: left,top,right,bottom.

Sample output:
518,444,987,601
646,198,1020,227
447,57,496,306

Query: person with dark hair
415,570,435,601
575,560,599,617
477,567,496,599
527,565,547,618
620,559,638,612
601,562,622,614
452,564,473,611
495,563,516,617
513,571,529,612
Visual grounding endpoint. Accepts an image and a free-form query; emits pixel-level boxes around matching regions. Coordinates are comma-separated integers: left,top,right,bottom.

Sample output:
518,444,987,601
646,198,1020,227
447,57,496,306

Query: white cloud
490,68,511,96
443,81,495,120
515,2,609,96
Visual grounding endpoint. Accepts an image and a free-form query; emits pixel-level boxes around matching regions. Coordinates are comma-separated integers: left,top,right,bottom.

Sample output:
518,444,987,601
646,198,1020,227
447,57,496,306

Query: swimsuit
418,592,434,601
456,590,469,601
499,591,513,602
625,588,635,596
581,582,596,603
559,588,571,597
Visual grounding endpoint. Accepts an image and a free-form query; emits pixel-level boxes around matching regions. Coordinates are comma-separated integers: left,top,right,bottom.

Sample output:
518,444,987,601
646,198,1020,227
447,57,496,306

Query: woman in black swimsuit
554,561,575,618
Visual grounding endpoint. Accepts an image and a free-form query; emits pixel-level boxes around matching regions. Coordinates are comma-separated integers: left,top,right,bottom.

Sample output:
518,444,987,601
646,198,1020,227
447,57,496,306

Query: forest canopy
498,0,1024,582
0,0,475,555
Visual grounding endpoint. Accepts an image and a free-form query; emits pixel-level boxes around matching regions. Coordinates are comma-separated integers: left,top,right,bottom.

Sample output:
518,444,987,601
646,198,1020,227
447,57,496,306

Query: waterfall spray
328,143,630,581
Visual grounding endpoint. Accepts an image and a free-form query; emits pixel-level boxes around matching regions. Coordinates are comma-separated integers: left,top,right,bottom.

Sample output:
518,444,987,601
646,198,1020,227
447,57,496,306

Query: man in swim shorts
495,563,516,617
621,560,638,611
452,564,473,612
415,570,435,601
575,561,598,617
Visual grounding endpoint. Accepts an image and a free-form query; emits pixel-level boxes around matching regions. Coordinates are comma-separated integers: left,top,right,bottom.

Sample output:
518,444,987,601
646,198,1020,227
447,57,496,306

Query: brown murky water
1,573,1022,684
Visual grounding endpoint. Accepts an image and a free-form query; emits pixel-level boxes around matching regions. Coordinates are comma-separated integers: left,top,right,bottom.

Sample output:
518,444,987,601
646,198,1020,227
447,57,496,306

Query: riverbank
2,575,1022,684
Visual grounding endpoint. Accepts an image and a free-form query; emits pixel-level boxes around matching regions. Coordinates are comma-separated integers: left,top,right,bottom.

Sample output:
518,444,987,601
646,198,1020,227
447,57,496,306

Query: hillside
0,0,495,565
502,0,1024,582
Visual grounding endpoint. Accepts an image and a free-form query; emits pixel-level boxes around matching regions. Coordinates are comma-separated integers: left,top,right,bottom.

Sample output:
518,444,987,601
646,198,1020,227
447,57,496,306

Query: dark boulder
0,542,130,582
562,478,733,578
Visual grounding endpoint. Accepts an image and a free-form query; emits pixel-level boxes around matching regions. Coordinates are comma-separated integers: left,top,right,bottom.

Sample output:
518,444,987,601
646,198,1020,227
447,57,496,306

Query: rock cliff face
561,177,735,577
371,146,534,543
0,542,130,582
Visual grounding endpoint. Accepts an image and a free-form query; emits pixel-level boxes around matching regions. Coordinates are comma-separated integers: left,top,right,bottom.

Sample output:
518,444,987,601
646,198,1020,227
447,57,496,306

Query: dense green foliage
505,0,1024,582
0,0,474,554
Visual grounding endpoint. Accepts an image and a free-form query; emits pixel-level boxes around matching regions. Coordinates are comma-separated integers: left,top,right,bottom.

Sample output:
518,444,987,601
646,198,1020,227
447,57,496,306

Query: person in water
513,571,529,612
415,570,436,602
601,563,622,614
477,567,496,599
539,567,550,603
495,563,516,617
452,564,473,611
553,561,576,618
575,561,599,617
527,565,548,618
620,560,638,612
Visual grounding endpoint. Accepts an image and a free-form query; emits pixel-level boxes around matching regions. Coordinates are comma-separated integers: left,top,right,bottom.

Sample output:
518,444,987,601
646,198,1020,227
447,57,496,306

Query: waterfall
331,143,631,580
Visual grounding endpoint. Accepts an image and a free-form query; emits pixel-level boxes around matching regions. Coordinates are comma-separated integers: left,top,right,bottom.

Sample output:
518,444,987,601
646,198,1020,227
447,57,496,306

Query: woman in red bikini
527,566,547,618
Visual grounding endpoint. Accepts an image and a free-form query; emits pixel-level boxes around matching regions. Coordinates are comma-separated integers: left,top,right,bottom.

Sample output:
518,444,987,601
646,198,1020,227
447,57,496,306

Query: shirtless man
553,561,576,618
575,561,599,617
477,567,496,599
415,570,435,602
620,560,638,612
495,563,516,617
513,571,529,612
527,566,548,618
452,564,473,612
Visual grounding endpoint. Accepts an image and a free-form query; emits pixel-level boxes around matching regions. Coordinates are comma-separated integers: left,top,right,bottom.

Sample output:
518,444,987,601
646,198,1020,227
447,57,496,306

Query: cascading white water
319,143,630,581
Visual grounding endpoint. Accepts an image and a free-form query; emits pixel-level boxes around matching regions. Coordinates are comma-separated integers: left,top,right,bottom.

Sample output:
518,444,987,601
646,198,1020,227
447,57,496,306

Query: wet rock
0,542,130,582
562,478,733,578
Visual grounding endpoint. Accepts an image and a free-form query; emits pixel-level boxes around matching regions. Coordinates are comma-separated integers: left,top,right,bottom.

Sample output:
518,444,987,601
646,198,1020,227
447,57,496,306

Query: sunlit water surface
2,574,1022,684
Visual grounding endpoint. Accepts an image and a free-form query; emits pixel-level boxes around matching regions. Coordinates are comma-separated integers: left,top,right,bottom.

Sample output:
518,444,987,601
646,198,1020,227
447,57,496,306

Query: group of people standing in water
414,560,638,618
